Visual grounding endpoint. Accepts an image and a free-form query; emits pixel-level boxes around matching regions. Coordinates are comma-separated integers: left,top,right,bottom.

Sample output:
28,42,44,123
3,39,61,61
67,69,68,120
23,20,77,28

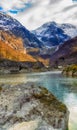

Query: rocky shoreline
0,83,69,130
0,59,46,74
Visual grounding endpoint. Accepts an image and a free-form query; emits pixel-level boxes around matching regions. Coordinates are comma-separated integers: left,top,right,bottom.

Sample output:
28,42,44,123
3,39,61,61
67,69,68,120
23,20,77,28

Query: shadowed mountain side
50,37,77,67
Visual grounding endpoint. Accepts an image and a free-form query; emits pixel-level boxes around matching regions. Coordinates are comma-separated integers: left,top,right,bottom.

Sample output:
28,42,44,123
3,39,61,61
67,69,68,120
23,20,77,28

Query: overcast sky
0,0,77,30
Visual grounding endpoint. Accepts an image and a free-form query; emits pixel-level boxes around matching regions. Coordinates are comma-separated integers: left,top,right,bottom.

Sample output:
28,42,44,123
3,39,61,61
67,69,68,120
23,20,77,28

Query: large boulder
0,83,69,130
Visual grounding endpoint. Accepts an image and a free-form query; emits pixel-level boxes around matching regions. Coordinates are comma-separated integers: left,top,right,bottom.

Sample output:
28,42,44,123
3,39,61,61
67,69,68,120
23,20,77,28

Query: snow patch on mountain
59,23,77,38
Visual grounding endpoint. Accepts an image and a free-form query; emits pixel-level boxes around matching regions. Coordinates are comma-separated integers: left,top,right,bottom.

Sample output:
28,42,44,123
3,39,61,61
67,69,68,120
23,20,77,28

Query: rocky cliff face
0,83,69,130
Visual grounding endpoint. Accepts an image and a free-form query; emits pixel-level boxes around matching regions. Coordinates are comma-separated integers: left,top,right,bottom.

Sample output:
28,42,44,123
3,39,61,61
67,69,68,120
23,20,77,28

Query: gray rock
0,83,69,130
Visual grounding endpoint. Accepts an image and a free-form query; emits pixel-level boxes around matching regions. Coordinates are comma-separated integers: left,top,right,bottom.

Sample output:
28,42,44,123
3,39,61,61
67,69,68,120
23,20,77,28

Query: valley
0,11,77,130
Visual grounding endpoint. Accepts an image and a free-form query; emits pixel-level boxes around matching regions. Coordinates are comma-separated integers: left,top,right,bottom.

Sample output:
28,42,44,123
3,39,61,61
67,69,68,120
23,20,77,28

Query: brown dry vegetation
0,31,36,62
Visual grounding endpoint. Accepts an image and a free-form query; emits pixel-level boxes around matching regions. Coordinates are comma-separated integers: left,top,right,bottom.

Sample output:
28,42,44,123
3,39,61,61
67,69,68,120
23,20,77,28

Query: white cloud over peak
0,0,77,30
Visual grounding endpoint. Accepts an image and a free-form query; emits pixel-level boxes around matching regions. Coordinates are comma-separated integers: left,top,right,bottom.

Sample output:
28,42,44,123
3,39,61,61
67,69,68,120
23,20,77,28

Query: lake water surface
0,71,77,130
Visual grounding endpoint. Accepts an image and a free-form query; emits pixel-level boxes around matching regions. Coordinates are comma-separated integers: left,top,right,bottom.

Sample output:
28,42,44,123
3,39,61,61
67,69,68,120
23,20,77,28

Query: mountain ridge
32,21,77,47
0,12,43,48
0,12,77,69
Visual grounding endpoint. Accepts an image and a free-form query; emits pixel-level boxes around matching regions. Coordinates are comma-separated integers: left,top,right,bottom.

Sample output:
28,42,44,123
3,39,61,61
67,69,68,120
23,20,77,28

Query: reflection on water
0,71,77,130
0,73,40,84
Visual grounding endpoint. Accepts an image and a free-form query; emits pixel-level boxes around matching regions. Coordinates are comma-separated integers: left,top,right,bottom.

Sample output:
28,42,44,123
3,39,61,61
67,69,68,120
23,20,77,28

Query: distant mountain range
32,21,77,48
0,12,77,69
1,12,77,50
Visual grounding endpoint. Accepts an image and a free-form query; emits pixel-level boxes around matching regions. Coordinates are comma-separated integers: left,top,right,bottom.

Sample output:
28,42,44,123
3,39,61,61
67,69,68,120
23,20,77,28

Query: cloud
14,0,77,30
0,0,32,14
0,0,77,29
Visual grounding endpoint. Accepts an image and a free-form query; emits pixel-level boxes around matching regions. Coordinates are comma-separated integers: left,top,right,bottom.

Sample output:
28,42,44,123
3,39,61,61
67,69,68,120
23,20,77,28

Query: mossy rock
33,87,67,113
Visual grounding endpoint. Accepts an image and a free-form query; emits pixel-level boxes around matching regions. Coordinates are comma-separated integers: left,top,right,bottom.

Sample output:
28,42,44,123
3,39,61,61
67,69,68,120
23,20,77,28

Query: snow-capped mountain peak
32,21,77,47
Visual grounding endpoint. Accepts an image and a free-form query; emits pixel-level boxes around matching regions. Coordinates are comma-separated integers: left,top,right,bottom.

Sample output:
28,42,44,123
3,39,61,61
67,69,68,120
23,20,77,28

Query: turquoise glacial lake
0,71,77,130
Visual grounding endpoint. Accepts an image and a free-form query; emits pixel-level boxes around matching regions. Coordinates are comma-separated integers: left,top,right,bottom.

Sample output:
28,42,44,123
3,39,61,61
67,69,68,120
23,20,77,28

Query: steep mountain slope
32,22,77,47
50,37,77,66
0,30,36,62
0,13,43,48
0,13,50,68
0,30,45,72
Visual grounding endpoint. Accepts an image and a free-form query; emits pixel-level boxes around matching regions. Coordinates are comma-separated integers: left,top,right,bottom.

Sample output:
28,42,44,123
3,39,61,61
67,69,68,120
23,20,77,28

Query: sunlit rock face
0,83,69,130
0,30,37,62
